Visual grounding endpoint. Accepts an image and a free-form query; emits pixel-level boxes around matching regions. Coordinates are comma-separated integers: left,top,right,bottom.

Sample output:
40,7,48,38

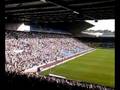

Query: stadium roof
5,0,115,24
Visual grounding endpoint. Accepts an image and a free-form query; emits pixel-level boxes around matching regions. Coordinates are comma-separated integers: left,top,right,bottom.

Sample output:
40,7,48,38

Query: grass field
41,48,115,87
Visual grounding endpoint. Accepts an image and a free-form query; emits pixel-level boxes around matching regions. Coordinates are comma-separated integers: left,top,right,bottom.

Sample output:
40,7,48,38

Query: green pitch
41,48,115,87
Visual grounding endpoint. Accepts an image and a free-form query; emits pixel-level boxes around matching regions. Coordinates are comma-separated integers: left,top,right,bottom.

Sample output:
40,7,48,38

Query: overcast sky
85,19,115,32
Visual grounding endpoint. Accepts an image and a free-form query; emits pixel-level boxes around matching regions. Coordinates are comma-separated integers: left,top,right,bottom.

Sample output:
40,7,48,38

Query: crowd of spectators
5,30,93,73
5,71,114,90
5,30,114,90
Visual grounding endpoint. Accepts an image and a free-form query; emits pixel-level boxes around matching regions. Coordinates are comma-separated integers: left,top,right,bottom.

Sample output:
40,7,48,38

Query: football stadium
5,0,115,90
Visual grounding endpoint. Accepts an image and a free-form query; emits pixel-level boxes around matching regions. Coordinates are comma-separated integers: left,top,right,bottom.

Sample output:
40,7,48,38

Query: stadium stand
5,71,114,90
78,37,115,48
5,30,93,73
4,0,115,89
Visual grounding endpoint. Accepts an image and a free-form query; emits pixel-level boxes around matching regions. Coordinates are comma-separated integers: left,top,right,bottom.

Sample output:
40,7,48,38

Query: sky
85,19,115,32
17,23,30,31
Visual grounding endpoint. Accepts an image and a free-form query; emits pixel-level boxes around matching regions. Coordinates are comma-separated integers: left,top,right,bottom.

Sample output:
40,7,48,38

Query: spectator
5,30,93,73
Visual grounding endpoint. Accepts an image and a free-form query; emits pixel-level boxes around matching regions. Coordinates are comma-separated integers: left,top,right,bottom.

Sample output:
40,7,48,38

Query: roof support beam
69,0,114,7
5,6,62,13
46,0,97,20
8,10,70,16
5,0,43,4
46,0,79,14
80,6,114,10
